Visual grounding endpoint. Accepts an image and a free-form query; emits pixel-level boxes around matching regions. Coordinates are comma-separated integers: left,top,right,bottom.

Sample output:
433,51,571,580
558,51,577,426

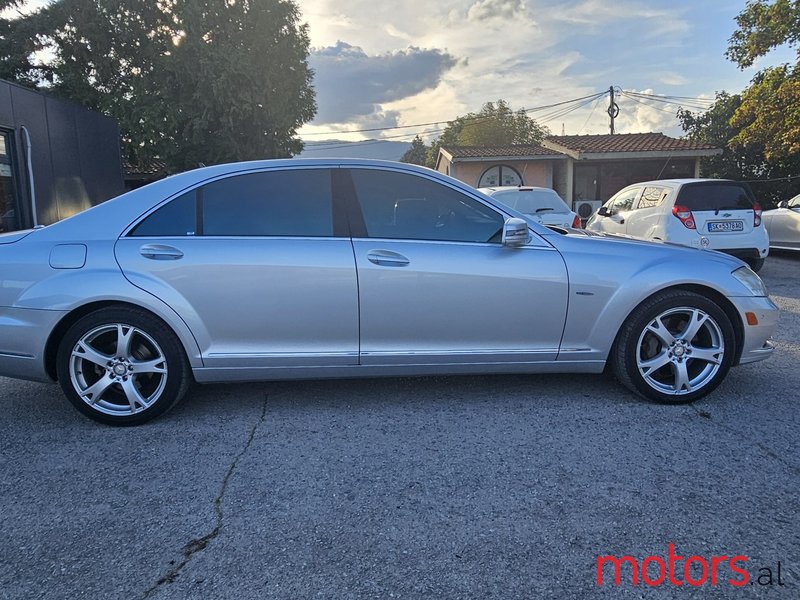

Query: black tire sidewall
56,307,189,426
614,291,736,404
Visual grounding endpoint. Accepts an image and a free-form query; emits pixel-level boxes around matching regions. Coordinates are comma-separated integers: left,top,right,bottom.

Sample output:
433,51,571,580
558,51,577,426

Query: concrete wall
449,160,554,188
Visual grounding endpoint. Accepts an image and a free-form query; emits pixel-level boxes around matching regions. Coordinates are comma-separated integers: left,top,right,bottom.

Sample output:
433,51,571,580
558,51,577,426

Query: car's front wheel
611,290,735,404
56,307,191,425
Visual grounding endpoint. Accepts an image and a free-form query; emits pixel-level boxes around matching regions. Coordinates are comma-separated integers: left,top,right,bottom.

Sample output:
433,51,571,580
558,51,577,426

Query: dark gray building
0,79,124,233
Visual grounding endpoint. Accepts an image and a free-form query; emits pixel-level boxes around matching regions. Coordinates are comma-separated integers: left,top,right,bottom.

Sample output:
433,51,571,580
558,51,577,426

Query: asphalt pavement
1,254,798,599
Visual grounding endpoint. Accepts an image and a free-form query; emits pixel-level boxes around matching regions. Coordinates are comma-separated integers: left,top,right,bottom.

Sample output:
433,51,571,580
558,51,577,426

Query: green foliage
399,135,429,166
726,0,800,68
684,0,800,204
425,99,549,167
678,92,800,206
730,64,800,162
0,0,316,172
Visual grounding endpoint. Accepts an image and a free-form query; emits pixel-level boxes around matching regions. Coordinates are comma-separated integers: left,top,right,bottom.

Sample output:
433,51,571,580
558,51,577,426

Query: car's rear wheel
744,257,764,273
611,290,735,404
56,307,190,425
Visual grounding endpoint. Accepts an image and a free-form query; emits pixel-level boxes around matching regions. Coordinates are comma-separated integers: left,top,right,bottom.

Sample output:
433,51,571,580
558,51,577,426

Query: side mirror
597,206,610,217
502,217,530,247
777,200,788,209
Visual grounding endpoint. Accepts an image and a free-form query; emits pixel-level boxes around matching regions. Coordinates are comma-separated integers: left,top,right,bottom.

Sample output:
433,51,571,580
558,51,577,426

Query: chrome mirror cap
502,217,530,247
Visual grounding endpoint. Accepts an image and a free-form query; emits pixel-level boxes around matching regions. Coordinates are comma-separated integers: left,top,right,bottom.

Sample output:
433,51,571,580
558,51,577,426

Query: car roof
621,178,742,188
480,186,556,193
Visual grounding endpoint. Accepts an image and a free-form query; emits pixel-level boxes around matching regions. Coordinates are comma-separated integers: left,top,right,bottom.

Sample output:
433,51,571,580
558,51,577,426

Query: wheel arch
44,300,201,381
609,283,745,366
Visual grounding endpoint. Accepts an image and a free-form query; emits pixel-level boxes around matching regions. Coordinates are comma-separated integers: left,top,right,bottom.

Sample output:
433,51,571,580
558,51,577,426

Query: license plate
707,221,744,232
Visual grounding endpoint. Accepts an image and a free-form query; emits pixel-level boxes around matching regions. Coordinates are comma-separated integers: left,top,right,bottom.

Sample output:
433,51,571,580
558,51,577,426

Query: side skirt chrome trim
192,360,607,383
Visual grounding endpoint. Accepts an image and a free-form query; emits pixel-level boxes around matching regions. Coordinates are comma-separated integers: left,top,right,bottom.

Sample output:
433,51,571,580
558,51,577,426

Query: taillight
572,215,582,229
753,202,762,226
672,204,696,229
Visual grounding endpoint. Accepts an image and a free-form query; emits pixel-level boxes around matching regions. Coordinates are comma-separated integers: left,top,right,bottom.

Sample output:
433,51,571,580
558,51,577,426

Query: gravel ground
0,253,798,599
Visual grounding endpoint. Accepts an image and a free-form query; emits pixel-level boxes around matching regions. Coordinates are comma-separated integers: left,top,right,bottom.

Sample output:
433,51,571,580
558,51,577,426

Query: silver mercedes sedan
0,160,778,425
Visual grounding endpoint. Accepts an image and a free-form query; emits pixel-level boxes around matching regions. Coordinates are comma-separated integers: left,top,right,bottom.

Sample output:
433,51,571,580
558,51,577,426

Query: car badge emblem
700,236,710,249
722,212,732,217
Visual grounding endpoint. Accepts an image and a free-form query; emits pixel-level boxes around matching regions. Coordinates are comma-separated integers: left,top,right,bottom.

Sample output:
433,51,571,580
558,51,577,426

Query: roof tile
544,132,717,153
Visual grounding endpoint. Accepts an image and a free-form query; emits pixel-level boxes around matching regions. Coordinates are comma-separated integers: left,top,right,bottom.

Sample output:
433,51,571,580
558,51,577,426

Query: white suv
585,179,769,271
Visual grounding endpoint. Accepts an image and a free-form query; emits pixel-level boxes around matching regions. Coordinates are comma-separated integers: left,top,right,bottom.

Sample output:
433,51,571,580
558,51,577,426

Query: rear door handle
139,244,184,260
367,250,410,267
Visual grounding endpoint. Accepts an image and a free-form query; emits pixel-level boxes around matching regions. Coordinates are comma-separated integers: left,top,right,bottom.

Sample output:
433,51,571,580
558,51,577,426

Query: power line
619,91,683,115
576,96,603,134
302,91,607,138
303,93,607,151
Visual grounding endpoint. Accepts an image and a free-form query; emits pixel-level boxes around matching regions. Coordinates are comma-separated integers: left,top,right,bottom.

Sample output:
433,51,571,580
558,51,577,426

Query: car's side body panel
351,239,568,364
115,236,360,368
764,206,800,249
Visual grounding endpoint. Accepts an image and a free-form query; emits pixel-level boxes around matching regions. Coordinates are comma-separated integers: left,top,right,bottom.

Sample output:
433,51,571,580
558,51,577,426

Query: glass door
0,131,20,233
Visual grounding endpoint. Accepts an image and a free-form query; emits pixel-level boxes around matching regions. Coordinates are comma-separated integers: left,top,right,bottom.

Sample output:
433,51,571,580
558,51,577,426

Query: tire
744,257,765,273
611,290,735,404
56,307,191,425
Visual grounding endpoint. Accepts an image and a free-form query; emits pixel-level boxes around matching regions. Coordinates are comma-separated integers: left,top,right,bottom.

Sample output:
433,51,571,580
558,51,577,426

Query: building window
478,165,523,187
0,131,20,233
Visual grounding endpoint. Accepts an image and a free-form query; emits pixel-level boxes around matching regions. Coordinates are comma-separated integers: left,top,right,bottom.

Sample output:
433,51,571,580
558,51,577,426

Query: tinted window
494,189,569,214
637,186,669,209
130,191,197,236
203,169,333,236
677,183,755,211
350,169,505,243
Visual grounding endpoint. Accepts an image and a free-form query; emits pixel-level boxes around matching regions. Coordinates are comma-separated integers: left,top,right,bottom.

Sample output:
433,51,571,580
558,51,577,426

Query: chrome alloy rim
636,307,725,395
69,324,168,416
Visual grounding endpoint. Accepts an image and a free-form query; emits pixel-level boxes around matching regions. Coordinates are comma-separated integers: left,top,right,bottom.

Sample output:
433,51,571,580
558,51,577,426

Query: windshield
676,182,756,211
492,189,569,214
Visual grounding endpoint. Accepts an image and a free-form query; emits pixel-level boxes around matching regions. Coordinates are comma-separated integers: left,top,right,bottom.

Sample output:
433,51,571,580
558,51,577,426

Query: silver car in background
0,160,778,425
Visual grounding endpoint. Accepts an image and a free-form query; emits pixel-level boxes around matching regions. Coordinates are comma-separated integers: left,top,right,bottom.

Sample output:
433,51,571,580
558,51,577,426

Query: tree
400,135,429,166
425,99,550,167
724,0,800,163
726,0,800,68
0,0,316,172
678,92,800,206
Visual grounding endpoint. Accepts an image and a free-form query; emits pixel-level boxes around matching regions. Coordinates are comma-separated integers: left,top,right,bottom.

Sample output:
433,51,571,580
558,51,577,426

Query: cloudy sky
298,0,796,143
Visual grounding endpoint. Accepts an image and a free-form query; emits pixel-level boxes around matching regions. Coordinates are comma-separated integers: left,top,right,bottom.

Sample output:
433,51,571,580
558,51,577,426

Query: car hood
543,227,747,269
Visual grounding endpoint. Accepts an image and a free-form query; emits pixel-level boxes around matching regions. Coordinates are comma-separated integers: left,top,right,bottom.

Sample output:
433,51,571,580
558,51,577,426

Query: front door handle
367,250,410,267
139,244,184,260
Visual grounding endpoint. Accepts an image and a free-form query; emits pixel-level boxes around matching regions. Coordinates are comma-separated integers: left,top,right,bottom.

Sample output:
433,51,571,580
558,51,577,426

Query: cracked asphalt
1,254,798,599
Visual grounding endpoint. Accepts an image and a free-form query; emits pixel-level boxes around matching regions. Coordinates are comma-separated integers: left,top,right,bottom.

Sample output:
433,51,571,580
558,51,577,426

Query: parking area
1,254,798,599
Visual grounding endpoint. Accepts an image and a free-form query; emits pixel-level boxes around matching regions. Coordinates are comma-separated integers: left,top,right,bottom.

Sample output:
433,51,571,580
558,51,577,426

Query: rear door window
677,183,755,211
636,186,670,210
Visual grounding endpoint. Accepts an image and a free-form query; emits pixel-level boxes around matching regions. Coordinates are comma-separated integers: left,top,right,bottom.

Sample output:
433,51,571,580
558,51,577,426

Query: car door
342,167,569,365
766,196,800,248
602,187,640,235
114,167,359,369
627,185,671,238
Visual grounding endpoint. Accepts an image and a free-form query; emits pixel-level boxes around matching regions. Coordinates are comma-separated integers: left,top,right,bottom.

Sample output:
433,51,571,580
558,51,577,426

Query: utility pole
607,85,619,135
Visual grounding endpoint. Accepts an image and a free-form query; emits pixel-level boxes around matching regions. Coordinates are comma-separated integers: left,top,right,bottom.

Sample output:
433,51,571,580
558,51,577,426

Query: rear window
493,189,569,214
677,183,755,211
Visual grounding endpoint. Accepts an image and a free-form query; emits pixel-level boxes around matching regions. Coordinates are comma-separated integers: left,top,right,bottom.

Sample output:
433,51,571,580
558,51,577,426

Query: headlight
732,266,768,296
